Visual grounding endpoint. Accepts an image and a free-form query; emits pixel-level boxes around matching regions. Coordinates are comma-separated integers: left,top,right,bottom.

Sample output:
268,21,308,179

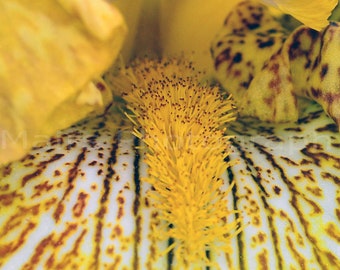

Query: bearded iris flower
1,0,340,269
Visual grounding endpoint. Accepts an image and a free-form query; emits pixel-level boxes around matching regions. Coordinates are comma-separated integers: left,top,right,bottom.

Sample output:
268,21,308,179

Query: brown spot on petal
258,38,274,48
320,64,329,80
72,192,88,217
311,87,322,98
22,169,43,186
257,249,268,270
215,48,231,69
233,52,243,63
273,186,281,195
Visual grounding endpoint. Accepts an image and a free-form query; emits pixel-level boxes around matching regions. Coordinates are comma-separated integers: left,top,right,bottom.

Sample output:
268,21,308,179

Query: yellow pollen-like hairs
108,58,241,268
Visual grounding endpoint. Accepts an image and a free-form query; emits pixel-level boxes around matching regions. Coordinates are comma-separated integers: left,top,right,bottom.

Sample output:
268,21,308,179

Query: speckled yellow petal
261,0,338,30
285,23,340,128
0,99,339,269
0,0,127,164
212,1,340,128
211,1,298,123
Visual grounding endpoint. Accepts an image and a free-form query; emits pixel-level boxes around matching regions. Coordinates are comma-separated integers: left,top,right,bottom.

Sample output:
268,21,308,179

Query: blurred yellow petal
261,0,338,30
159,0,241,76
0,0,127,164
42,78,113,136
58,0,125,41
158,0,338,81
114,0,144,61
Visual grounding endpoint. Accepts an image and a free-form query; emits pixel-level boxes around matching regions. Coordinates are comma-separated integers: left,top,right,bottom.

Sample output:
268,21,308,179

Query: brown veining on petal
0,99,339,268
257,249,269,270
250,139,333,267
326,223,340,242
0,222,36,259
1,165,12,177
21,153,65,187
53,147,87,222
22,169,44,187
116,197,125,220
315,123,338,133
0,191,24,206
32,181,54,198
231,139,283,269
321,172,340,184
301,143,340,169
280,156,299,166
24,234,55,269
300,169,316,182
133,137,142,270
91,132,119,269
287,236,307,270
72,192,88,217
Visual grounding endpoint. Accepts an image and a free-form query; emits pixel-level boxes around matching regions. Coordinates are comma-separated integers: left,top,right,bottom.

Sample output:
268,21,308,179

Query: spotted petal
0,100,339,269
212,1,340,127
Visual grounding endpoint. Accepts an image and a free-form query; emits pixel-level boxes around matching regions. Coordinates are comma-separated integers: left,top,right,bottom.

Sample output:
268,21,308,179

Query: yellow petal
286,23,340,128
42,78,113,137
261,0,338,30
159,0,242,77
114,0,144,61
57,0,125,41
212,1,340,128
0,0,127,164
212,1,299,123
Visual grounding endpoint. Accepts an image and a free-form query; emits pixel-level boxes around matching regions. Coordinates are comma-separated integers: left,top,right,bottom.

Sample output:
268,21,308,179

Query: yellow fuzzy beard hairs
108,58,241,268
211,1,340,129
